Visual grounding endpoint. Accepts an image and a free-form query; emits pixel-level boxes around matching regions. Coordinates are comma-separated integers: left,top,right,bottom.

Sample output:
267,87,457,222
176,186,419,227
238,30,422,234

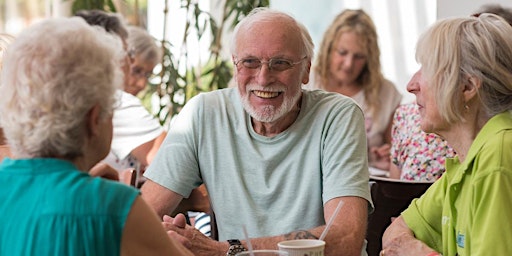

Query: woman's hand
89,162,119,181
369,144,391,170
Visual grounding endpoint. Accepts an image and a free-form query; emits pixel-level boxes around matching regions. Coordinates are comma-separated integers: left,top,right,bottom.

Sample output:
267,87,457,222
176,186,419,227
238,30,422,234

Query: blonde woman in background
313,9,402,170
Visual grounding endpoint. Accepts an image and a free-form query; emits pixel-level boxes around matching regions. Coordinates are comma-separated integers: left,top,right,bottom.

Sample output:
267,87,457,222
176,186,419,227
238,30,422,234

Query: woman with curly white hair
0,17,192,256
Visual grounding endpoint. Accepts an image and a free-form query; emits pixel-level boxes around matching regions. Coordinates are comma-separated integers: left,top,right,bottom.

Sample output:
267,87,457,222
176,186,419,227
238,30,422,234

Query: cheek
127,75,138,87
329,54,343,66
235,72,253,89
354,60,366,73
236,78,248,95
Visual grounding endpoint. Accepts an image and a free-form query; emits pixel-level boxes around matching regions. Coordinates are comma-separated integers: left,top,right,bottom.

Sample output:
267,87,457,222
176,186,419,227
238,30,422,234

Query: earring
464,104,470,110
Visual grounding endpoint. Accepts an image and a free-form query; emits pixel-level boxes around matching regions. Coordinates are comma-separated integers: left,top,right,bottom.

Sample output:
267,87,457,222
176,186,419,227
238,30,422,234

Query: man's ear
86,104,102,137
302,60,311,85
463,75,481,103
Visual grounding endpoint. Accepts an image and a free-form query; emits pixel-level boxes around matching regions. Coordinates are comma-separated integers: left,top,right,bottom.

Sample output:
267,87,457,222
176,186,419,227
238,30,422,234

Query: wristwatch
226,239,246,256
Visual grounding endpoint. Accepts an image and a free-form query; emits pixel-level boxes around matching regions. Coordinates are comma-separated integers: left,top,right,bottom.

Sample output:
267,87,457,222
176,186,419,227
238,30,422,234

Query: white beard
238,85,301,123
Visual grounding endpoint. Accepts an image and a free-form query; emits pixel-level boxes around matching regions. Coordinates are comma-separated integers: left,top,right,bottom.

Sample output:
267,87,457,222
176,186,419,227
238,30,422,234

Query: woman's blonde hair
314,9,384,117
417,13,512,123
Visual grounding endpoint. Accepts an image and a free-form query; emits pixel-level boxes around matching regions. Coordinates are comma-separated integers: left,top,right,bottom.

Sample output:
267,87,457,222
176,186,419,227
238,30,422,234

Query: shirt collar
445,111,512,181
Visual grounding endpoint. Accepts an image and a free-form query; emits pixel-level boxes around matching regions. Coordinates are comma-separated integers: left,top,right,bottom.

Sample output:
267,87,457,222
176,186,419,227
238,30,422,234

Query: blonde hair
417,13,512,123
314,9,384,117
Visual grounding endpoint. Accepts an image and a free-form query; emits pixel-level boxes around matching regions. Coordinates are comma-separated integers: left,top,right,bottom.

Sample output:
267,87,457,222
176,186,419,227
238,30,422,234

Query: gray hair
127,26,162,67
0,17,124,158
416,13,512,123
230,7,314,61
0,33,15,69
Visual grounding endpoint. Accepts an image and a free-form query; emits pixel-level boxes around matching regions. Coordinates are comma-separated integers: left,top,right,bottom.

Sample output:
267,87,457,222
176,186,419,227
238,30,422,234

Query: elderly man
141,7,372,256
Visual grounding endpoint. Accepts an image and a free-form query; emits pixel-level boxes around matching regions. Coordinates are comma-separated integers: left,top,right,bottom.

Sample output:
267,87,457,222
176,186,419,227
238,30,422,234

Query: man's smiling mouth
253,90,281,99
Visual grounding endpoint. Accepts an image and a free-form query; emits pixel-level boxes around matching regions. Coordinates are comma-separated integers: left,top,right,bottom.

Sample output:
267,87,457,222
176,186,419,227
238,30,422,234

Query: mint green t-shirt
145,88,372,241
0,158,139,255
402,111,512,255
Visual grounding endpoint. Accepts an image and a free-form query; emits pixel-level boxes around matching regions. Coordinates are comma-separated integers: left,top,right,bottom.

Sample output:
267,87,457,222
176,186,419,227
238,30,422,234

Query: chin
420,123,436,134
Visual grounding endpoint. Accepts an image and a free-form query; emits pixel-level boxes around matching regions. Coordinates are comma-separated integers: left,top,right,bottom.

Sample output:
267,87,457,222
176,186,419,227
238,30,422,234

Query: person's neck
438,109,490,163
252,100,302,137
70,156,91,172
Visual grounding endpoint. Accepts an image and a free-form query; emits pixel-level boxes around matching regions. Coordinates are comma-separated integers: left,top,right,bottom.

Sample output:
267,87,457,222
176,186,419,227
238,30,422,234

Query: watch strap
226,239,246,256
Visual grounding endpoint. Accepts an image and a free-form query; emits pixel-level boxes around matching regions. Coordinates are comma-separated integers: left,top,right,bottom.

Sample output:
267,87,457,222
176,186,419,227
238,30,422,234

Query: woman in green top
0,17,192,256
381,14,512,256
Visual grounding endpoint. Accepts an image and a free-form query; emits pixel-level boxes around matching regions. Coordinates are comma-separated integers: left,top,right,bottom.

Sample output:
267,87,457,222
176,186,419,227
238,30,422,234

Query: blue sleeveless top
0,158,139,255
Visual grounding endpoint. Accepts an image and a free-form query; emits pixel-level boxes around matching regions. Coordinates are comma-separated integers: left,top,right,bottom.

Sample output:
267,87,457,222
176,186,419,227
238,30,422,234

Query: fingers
162,214,187,229
371,144,391,156
163,214,173,222
167,230,192,248
89,163,120,181
173,213,188,228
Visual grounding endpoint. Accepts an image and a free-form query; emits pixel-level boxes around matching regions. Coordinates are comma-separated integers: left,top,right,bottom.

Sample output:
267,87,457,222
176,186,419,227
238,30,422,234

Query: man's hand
162,213,227,256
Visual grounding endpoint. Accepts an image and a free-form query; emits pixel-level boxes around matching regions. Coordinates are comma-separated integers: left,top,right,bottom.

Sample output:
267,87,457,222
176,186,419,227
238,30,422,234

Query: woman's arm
388,163,401,179
121,196,194,256
131,131,167,166
381,216,438,256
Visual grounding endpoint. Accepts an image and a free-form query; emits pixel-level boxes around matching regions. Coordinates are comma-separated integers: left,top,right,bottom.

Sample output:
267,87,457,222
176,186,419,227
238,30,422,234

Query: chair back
366,176,434,256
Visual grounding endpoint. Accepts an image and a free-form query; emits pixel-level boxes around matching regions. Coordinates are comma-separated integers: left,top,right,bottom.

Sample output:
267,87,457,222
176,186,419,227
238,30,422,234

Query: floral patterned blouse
391,103,456,181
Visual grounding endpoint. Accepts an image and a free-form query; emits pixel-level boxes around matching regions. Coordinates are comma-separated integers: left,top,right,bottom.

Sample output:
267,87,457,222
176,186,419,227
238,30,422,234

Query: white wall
437,0,511,18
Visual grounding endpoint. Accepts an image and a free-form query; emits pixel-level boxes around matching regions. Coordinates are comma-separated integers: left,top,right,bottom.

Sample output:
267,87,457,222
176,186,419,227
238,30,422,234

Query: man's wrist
226,239,246,256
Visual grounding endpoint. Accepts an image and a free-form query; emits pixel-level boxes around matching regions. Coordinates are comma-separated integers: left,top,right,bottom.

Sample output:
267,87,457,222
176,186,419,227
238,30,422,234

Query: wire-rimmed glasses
233,56,306,74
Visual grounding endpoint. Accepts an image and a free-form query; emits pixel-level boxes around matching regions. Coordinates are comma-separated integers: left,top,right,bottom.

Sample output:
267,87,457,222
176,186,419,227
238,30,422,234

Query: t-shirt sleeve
321,100,372,209
401,176,446,251
110,91,164,160
143,94,204,197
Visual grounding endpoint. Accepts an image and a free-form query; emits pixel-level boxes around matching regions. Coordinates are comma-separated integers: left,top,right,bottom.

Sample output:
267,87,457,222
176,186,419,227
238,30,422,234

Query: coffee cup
277,239,325,256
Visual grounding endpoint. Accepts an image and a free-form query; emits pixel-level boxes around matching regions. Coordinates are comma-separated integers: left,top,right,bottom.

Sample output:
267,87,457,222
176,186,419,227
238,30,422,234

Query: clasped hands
163,213,223,256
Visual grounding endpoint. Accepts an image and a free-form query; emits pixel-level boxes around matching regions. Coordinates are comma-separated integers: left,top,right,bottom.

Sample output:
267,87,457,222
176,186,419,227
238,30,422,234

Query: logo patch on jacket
456,231,465,248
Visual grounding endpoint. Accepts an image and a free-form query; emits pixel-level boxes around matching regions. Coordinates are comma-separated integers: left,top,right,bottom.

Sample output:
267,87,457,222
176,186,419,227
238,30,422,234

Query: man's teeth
253,90,279,98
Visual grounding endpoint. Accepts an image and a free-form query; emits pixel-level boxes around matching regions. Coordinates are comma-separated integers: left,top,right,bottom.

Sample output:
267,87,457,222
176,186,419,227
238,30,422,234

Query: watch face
227,240,246,256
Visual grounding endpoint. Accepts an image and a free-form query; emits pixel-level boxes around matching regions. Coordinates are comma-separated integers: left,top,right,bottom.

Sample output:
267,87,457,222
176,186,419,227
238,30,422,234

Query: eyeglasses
130,66,153,79
233,56,307,74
